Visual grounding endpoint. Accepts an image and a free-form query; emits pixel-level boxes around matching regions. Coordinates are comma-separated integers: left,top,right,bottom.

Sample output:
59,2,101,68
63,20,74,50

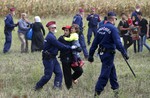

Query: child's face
71,27,76,33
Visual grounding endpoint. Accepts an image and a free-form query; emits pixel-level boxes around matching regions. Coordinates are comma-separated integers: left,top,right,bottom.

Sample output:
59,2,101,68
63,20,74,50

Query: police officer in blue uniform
72,8,89,59
34,21,76,90
86,8,100,45
88,12,129,97
3,8,17,53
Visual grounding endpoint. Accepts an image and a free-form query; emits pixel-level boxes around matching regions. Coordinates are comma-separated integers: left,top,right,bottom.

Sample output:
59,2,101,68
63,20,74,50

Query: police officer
88,12,129,97
34,21,76,90
72,8,89,59
86,8,100,45
3,8,17,53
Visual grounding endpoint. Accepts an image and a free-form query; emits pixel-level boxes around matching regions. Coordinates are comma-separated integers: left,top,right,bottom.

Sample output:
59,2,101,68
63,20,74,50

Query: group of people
118,5,150,53
3,8,45,53
2,4,150,98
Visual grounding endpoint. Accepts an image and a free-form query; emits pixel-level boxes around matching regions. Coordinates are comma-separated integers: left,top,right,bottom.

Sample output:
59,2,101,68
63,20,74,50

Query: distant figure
137,12,150,52
18,13,30,53
131,4,141,24
31,16,45,52
86,8,100,45
3,7,17,53
118,13,132,52
131,16,140,53
72,8,89,59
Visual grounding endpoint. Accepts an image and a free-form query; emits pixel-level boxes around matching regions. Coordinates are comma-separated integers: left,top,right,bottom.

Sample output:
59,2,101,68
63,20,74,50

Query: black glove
88,56,94,62
123,53,129,60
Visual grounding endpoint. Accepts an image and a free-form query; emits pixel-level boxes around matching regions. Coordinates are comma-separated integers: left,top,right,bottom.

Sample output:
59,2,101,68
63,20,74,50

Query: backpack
26,28,33,40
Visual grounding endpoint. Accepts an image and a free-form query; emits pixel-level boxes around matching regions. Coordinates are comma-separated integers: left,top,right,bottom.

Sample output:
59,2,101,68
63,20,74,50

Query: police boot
113,89,119,98
94,91,101,98
33,86,42,91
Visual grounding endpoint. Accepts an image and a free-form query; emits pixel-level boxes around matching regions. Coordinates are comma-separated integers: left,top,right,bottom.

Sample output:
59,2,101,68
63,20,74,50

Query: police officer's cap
10,7,15,12
107,12,116,17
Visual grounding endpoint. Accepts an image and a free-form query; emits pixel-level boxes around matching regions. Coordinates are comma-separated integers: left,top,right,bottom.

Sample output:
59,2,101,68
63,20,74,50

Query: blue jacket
131,11,140,22
43,32,71,56
4,14,15,31
87,14,100,27
89,22,126,57
72,14,83,32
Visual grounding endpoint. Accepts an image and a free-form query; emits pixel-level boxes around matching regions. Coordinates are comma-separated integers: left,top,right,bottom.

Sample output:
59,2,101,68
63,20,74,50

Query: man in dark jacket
58,25,83,89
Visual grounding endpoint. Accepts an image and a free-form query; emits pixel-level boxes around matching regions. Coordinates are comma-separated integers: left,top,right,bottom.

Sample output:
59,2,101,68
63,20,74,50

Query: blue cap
107,12,116,17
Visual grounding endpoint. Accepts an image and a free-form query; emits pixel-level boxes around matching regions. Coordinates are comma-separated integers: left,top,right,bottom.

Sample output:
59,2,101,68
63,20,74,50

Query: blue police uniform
35,32,71,90
3,14,15,53
87,14,100,45
72,14,89,58
89,21,127,94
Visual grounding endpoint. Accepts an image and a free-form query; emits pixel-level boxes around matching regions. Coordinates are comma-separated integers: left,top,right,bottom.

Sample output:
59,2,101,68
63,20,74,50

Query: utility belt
98,46,116,55
42,50,55,60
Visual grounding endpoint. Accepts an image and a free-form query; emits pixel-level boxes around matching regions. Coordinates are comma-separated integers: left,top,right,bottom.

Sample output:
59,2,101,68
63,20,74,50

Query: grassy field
0,15,150,98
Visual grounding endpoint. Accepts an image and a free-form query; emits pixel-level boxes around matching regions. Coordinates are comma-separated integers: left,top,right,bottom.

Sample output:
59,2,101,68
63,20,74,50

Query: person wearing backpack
118,13,132,52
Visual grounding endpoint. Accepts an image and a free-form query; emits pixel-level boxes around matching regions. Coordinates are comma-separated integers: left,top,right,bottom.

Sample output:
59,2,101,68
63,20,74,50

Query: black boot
94,91,101,98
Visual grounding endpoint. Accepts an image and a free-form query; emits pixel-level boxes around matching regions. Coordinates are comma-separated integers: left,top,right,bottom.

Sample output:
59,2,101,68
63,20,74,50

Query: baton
123,56,136,78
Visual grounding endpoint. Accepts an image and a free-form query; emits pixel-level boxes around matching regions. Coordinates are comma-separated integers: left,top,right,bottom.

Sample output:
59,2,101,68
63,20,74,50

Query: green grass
0,16,150,98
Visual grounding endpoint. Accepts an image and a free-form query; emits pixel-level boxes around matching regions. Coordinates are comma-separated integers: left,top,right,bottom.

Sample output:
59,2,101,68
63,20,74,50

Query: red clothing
128,18,133,25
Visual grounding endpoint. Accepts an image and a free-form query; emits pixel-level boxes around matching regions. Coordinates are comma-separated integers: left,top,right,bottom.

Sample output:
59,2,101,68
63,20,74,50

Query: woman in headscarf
31,16,45,52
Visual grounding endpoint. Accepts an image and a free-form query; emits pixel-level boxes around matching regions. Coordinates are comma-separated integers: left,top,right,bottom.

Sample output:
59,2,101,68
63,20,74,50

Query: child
64,24,84,67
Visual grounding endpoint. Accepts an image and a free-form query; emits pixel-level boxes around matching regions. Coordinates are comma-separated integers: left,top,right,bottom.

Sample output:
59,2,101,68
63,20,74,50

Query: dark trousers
79,33,89,58
61,61,83,89
3,30,12,53
35,58,62,88
87,27,97,44
122,35,133,51
95,53,119,92
133,40,140,53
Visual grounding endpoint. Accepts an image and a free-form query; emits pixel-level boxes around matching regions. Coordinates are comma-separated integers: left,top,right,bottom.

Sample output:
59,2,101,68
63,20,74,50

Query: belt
98,46,115,55
42,51,55,60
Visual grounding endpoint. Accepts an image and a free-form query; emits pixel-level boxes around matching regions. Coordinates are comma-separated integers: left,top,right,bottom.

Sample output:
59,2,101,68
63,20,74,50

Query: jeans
139,35,150,52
